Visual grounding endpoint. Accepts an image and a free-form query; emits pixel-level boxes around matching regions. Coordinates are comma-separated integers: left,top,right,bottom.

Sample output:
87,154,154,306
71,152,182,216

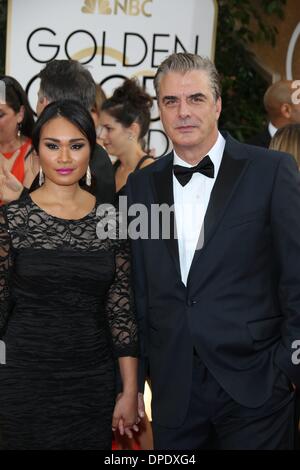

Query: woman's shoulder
1,193,33,229
5,192,32,212
134,155,155,171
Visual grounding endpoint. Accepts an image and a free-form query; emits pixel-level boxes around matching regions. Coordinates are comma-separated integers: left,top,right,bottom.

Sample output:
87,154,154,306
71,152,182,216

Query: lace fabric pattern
0,195,138,449
0,195,138,357
0,208,12,334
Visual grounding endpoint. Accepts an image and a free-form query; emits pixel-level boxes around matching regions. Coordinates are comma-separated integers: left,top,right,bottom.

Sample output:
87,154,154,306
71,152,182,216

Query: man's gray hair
38,60,96,111
154,52,221,103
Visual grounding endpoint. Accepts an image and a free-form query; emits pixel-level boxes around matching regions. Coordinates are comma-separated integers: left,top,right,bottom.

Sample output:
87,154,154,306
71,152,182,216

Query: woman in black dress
0,100,139,450
99,78,155,198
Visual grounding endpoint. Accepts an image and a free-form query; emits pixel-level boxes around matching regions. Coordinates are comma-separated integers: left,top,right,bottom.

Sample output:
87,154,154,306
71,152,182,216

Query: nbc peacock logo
81,0,111,14
81,0,153,17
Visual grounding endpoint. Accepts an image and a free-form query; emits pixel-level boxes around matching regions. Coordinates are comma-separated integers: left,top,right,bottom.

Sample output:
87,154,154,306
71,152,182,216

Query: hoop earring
39,167,44,186
86,165,91,186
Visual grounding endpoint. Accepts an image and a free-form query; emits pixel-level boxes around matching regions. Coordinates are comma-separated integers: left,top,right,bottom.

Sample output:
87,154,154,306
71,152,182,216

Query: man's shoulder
224,132,291,166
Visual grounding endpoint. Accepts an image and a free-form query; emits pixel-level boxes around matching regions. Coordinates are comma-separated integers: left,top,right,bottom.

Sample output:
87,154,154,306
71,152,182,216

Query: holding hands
112,391,141,438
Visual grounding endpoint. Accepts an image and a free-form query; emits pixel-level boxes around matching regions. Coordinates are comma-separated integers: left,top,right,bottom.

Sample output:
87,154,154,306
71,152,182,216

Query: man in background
248,79,300,147
1,60,115,204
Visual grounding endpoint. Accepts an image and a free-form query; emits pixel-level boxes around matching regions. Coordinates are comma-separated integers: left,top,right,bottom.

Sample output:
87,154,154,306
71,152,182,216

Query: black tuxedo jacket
126,133,300,428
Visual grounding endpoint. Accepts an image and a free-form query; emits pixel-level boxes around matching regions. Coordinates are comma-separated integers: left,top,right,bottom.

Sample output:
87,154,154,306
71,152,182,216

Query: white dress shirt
268,122,278,138
173,132,226,285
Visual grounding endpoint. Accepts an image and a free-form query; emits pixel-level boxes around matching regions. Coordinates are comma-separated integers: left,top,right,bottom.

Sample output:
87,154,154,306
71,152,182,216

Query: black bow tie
173,155,214,186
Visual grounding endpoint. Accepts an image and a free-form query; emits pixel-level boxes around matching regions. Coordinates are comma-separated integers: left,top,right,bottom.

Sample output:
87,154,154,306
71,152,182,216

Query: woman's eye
46,143,58,150
71,144,85,150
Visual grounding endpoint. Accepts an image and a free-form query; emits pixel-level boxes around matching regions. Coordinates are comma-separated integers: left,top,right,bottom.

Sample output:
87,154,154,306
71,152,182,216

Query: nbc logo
81,0,153,16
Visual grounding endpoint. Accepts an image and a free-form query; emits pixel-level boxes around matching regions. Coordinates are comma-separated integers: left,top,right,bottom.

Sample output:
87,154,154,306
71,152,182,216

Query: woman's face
99,111,131,157
0,103,24,144
38,116,90,186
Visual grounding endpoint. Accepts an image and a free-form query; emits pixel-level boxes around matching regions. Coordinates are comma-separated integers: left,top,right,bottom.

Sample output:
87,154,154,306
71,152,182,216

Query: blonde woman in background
269,123,300,168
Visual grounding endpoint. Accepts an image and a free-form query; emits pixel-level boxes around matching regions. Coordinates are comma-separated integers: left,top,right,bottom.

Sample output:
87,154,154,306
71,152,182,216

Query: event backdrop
5,0,217,156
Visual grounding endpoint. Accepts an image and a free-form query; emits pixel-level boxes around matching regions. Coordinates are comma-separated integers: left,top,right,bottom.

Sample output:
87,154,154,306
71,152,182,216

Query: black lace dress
0,195,138,450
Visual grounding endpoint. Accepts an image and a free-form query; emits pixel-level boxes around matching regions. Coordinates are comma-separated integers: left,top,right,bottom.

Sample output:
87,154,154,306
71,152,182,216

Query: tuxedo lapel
188,138,250,280
152,153,182,279
203,149,249,246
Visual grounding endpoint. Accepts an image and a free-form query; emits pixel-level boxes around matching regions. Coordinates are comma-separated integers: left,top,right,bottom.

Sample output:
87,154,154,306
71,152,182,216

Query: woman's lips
56,168,74,175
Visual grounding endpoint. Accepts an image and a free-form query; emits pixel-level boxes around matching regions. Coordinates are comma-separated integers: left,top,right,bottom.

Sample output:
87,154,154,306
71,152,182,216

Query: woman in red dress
0,75,37,204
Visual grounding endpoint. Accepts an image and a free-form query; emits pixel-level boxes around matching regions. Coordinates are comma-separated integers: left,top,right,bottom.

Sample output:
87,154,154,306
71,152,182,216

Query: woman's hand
112,391,140,439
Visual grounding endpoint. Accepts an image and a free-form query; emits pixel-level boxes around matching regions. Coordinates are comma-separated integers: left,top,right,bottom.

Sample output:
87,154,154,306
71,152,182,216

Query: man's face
158,70,221,156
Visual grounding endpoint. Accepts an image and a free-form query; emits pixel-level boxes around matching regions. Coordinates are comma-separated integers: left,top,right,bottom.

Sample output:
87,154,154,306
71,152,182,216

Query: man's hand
138,392,145,419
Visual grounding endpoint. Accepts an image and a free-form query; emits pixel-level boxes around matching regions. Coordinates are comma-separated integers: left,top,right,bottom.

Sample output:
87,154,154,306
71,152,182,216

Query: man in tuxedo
126,53,300,449
248,80,300,148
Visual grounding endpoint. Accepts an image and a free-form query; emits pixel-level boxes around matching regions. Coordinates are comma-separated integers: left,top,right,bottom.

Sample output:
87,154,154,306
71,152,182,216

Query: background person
269,123,300,168
0,60,115,205
269,122,300,449
91,83,107,148
0,75,36,205
100,78,155,198
248,80,300,148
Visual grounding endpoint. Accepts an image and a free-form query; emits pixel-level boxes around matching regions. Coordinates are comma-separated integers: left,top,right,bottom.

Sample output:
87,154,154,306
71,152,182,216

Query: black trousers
153,354,295,450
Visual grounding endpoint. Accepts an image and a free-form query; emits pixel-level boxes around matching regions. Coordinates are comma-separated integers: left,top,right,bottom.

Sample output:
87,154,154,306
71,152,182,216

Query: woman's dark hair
32,99,96,154
101,78,153,138
0,75,35,138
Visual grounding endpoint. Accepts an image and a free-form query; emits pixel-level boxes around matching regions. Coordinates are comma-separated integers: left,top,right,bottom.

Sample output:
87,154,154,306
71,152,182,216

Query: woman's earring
39,167,44,186
86,165,91,186
17,123,22,138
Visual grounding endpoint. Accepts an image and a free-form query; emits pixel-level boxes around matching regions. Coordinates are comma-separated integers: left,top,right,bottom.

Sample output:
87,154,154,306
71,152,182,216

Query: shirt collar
268,122,278,138
173,131,226,178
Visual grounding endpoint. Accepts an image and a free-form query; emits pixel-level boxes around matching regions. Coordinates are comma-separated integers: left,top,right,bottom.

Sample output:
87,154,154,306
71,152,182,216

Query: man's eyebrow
161,95,178,102
188,92,206,100
161,92,207,102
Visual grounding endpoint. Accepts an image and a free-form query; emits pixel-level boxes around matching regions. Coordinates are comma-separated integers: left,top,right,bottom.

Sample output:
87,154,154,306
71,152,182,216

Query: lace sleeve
0,207,12,336
105,236,139,358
